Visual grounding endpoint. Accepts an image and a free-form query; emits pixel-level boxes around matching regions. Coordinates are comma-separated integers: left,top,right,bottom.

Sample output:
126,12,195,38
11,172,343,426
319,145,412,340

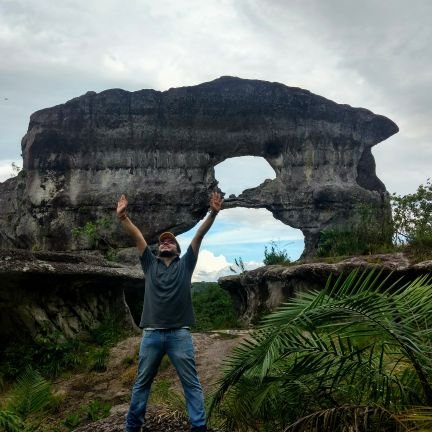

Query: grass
0,317,134,431
0,317,130,384
82,400,112,422
149,378,186,417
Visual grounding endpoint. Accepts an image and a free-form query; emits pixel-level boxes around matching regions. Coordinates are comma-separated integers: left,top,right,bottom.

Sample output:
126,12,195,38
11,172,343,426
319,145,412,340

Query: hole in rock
177,207,304,282
214,156,276,197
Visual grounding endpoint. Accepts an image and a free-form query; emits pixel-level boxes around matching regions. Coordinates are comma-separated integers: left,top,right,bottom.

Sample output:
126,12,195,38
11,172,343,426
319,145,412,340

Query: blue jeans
125,329,206,431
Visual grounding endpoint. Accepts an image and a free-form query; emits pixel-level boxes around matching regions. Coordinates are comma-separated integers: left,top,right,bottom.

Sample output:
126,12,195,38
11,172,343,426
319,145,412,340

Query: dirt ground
53,330,249,431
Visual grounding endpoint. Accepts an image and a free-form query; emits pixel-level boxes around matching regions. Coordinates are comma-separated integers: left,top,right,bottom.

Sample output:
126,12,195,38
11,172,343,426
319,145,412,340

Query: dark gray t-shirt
139,245,198,328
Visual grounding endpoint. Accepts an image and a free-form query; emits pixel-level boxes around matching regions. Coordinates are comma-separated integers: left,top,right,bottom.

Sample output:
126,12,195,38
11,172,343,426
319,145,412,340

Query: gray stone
72,404,221,432
0,76,398,256
218,253,432,324
0,249,143,344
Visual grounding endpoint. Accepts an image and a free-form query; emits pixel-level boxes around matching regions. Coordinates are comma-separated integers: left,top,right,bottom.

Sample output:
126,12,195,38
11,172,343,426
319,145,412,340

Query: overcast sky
1,0,431,280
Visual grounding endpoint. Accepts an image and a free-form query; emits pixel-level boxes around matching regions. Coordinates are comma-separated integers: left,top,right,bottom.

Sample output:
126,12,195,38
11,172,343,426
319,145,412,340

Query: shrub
392,178,432,252
82,400,111,422
229,257,246,274
89,317,126,347
317,202,393,257
33,335,83,378
0,342,34,381
192,282,239,331
318,180,432,258
0,318,123,384
263,241,291,265
0,335,83,381
0,410,23,432
63,412,81,430
88,347,109,372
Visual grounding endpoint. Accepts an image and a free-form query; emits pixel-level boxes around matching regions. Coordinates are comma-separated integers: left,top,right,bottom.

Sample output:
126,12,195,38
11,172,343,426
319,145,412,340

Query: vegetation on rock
392,178,432,255
317,202,393,257
71,217,118,260
0,318,127,383
317,180,432,260
263,241,291,265
229,257,246,274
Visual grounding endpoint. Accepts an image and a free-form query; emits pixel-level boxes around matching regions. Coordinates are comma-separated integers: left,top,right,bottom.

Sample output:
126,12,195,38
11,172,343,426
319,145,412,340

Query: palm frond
6,367,54,418
209,270,432,427
283,405,408,432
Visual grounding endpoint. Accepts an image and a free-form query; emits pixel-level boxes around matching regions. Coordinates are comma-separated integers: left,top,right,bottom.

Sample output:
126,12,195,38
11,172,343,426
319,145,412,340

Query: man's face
158,238,178,257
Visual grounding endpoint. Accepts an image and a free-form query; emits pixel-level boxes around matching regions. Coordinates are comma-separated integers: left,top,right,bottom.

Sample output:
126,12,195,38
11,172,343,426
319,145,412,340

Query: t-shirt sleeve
139,246,156,274
184,244,198,273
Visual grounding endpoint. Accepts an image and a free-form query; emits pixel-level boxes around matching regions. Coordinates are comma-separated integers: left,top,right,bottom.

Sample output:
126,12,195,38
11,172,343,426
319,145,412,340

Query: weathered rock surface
219,253,432,324
0,249,143,345
73,405,222,432
72,405,190,432
0,76,398,256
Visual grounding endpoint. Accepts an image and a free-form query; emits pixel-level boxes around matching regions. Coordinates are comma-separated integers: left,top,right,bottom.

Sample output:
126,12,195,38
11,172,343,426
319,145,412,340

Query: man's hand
210,191,224,214
116,194,147,254
117,194,128,220
191,191,223,256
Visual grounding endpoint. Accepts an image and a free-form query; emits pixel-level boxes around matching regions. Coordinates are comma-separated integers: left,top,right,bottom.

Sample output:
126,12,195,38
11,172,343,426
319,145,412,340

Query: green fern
7,368,54,418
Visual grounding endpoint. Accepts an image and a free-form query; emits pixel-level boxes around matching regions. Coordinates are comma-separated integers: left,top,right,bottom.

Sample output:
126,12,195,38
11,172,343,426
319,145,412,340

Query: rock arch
0,76,398,256
215,155,276,197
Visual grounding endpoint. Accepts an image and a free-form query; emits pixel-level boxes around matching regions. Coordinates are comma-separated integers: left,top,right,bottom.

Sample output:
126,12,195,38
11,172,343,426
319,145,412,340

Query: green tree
263,241,291,265
192,282,239,331
209,270,432,431
317,202,393,257
391,178,432,250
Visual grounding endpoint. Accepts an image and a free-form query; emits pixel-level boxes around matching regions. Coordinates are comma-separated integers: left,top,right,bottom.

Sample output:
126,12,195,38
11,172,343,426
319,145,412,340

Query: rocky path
74,404,222,431
55,331,248,432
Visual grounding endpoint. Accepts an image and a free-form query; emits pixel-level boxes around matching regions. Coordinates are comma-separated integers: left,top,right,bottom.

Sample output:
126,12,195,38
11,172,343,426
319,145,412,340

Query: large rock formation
0,249,143,345
219,254,432,324
0,76,398,255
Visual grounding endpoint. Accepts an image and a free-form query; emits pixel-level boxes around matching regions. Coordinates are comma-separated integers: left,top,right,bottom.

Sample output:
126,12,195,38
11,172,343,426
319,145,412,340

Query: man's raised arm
116,194,147,255
191,192,224,256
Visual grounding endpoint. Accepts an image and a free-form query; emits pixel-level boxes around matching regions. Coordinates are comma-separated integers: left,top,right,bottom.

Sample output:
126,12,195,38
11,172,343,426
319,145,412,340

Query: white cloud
192,249,230,282
178,208,304,247
215,156,276,196
191,249,261,282
0,0,426,196
0,0,431,262
214,208,304,243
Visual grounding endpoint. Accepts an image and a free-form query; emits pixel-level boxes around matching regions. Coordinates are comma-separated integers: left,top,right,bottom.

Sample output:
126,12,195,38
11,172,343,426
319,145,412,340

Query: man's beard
159,250,177,257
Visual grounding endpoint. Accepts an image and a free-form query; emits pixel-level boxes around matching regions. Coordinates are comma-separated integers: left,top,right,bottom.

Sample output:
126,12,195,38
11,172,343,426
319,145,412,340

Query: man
117,192,223,432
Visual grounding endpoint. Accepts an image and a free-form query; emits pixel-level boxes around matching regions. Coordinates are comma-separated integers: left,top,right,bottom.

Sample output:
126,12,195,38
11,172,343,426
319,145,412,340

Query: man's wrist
118,213,128,221
209,209,219,218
